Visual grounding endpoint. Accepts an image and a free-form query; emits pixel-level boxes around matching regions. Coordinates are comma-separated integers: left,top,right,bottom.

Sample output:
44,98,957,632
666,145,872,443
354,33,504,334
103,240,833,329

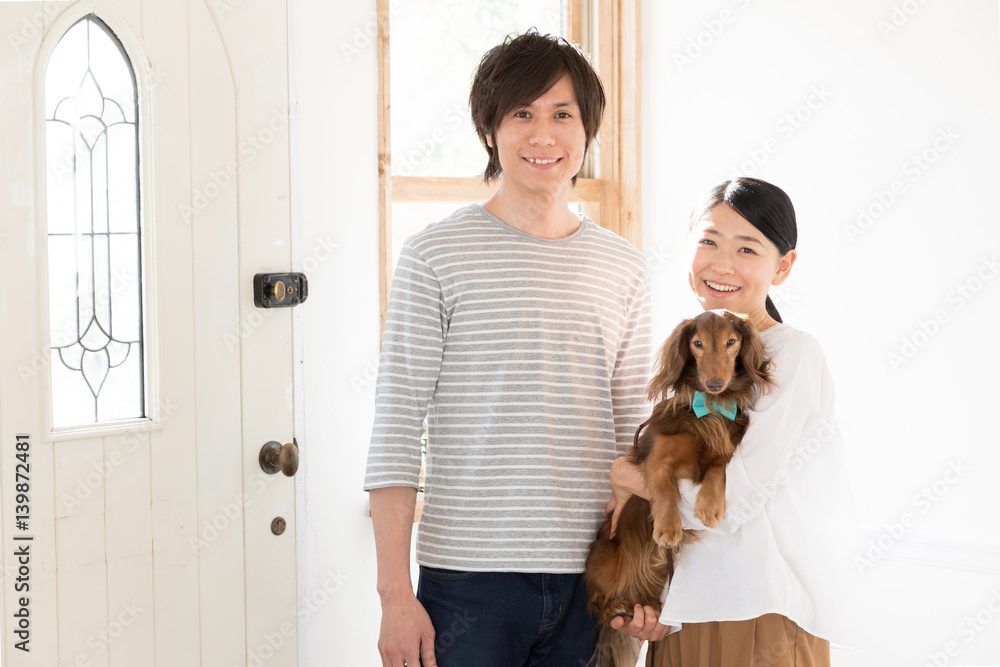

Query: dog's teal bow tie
692,391,738,420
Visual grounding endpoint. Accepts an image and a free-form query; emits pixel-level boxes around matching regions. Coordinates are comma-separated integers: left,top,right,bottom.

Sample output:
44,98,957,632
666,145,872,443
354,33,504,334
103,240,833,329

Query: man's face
488,73,587,199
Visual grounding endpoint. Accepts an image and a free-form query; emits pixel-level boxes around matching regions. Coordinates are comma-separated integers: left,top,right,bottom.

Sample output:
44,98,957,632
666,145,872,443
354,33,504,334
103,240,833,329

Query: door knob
259,439,299,476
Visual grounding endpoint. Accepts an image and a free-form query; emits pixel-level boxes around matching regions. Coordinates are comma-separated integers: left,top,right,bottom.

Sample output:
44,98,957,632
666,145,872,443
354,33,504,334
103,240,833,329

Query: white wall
288,1,385,665
642,1,1000,665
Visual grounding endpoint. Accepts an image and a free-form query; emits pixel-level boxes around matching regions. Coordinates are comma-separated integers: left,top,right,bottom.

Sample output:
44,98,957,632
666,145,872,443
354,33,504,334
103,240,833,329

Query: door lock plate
253,272,308,308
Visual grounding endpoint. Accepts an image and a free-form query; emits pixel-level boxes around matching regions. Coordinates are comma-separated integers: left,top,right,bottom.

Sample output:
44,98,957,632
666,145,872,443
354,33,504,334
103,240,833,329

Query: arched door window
45,15,144,427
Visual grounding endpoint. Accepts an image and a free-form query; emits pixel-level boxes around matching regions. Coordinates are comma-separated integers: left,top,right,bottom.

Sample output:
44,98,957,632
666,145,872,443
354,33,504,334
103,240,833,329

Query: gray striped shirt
364,204,652,572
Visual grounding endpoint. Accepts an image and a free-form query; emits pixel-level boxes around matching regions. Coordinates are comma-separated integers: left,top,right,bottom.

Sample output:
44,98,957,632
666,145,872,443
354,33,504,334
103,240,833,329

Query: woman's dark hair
690,178,797,323
469,30,605,185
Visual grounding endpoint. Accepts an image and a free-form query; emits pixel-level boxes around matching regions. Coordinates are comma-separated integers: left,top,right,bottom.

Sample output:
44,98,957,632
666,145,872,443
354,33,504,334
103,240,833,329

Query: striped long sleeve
364,244,446,488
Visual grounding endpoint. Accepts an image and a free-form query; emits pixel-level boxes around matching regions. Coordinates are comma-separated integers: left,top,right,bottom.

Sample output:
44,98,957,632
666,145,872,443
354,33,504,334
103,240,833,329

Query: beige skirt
646,614,830,667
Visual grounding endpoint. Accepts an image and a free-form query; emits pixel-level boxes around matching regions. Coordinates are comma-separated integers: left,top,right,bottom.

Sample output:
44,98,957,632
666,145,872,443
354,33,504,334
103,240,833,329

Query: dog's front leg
694,461,727,528
644,434,698,548
649,485,683,547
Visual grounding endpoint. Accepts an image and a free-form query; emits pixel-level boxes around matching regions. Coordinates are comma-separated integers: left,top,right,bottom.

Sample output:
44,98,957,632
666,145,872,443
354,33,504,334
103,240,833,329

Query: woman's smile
703,280,741,295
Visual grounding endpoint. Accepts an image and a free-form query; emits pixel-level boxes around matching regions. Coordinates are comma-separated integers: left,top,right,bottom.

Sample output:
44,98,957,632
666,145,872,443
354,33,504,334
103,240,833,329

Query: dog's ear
727,312,773,393
646,318,696,402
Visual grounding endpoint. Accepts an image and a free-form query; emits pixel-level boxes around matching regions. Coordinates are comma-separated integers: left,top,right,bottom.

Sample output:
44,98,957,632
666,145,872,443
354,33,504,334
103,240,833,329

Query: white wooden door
0,1,298,665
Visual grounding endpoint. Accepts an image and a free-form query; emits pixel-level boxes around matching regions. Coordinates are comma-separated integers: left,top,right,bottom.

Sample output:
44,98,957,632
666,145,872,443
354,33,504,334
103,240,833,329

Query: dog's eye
726,339,736,347
692,340,703,348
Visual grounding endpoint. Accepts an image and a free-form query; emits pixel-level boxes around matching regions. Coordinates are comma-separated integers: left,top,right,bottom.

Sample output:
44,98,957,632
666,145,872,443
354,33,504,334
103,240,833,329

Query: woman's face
686,203,796,324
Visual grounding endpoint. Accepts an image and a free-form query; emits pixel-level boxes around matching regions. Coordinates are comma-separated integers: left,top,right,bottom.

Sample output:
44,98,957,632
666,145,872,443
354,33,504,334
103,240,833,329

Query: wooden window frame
377,0,641,332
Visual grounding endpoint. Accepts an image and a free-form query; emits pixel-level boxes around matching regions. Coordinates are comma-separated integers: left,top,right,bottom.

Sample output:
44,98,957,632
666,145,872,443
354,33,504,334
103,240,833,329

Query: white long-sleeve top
658,323,860,648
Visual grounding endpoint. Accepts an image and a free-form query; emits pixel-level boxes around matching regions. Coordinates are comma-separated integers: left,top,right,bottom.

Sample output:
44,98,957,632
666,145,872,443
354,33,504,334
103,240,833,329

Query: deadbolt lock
253,272,308,308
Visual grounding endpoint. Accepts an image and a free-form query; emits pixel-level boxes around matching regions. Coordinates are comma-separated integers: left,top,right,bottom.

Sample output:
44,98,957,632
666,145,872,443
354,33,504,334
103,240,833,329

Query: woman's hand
607,457,650,536
609,604,674,642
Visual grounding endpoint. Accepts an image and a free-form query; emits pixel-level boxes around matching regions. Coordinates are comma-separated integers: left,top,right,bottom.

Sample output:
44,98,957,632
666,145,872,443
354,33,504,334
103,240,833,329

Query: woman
608,178,859,665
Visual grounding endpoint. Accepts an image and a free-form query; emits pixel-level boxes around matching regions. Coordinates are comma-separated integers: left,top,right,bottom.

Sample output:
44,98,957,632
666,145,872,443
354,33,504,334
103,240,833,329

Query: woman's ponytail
765,294,782,323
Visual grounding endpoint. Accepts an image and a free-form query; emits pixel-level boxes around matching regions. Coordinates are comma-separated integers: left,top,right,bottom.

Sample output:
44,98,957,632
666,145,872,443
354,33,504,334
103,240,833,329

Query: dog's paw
652,515,684,548
694,494,726,528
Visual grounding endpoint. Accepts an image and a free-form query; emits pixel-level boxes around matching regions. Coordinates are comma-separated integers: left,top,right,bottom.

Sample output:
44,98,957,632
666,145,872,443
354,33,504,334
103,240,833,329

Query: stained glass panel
46,16,144,427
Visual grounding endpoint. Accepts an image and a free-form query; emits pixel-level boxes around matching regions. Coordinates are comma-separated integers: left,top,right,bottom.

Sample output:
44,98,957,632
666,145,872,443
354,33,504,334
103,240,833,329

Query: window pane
46,16,144,427
390,1,567,178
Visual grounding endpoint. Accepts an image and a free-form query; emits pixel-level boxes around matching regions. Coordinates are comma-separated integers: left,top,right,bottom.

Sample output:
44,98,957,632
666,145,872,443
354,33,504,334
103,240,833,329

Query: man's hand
370,487,434,666
608,604,673,642
378,590,437,667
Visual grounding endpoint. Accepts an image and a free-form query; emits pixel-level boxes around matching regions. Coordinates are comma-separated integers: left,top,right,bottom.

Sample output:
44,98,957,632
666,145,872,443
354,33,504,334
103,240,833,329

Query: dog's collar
692,391,737,421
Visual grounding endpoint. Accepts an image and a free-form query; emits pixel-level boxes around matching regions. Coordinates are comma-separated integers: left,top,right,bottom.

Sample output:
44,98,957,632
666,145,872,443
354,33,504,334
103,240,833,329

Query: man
365,31,666,667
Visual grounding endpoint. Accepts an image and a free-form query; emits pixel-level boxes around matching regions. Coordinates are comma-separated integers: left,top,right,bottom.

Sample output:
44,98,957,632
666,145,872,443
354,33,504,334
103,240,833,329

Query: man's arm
364,235,449,665
370,486,437,667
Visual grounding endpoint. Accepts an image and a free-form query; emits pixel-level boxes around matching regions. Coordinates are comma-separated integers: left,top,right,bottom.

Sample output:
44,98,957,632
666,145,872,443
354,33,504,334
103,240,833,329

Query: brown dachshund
583,310,774,666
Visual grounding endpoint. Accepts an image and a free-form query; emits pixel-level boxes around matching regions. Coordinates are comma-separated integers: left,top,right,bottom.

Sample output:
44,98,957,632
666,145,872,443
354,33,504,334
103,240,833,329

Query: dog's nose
705,379,724,392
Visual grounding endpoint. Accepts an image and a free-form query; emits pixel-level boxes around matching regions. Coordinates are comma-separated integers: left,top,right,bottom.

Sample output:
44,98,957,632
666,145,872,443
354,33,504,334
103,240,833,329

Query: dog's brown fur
583,310,774,666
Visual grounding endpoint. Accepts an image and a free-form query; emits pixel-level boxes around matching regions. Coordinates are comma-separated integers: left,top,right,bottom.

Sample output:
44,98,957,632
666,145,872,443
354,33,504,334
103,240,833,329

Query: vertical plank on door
105,424,154,666
54,439,107,519
141,0,201,663
190,1,249,665
222,0,299,664
106,552,155,666
54,509,108,666
57,562,110,667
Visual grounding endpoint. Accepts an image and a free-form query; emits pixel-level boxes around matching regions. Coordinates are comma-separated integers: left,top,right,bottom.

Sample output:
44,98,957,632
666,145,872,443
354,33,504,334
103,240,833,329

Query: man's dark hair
469,30,606,184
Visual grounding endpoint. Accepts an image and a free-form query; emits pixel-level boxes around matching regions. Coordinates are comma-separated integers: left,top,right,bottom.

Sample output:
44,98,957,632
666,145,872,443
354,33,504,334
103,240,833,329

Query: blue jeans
416,566,598,667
